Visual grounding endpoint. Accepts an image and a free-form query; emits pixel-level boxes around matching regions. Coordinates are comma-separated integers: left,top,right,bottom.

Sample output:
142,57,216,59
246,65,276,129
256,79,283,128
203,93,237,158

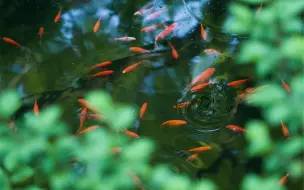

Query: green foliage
0,90,21,118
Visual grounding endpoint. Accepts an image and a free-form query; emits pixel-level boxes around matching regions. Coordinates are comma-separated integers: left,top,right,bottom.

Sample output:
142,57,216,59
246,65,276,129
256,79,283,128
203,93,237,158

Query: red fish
190,82,212,92
129,171,144,190
78,99,100,113
33,99,39,116
145,9,166,20
134,6,152,16
187,153,198,162
280,120,290,139
227,79,249,87
89,70,114,79
111,37,136,41
87,114,103,120
255,4,263,17
89,61,112,71
160,120,187,128
2,37,22,47
191,68,215,85
129,47,150,53
38,27,44,45
122,130,140,138
79,108,88,130
204,49,221,54
200,23,207,40
93,17,101,33
168,41,179,59
139,102,148,120
54,8,62,23
155,23,179,44
173,102,191,109
279,173,289,186
111,147,122,153
281,79,291,93
187,146,212,153
141,24,164,32
77,125,99,136
122,62,143,73
226,125,247,133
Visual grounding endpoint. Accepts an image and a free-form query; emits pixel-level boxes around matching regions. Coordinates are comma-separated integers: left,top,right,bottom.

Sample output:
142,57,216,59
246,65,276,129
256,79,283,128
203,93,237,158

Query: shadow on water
1,0,265,189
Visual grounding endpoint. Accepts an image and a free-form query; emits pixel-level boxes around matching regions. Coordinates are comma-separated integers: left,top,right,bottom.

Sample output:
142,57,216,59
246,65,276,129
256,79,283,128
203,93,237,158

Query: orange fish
93,18,101,33
279,173,289,186
134,6,153,16
155,23,179,43
280,120,290,139
173,102,191,109
227,79,249,87
139,102,148,120
160,120,187,128
54,8,62,23
187,145,212,153
89,61,112,71
87,114,103,120
122,62,143,73
226,125,247,133
141,24,164,32
9,121,15,129
122,130,140,138
245,85,269,94
111,147,122,153
204,49,221,54
190,82,212,92
168,41,179,59
145,9,166,20
129,47,150,53
187,153,198,162
200,23,207,40
111,37,136,41
281,79,291,93
77,125,99,136
78,99,100,113
256,4,263,17
33,99,39,116
191,68,215,85
89,70,114,79
129,171,144,190
2,37,22,47
38,27,44,45
79,108,88,130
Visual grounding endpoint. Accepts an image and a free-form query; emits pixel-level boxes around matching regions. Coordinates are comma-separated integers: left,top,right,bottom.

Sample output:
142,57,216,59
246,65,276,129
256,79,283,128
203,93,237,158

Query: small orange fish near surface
145,9,166,20
245,85,269,94
187,153,198,162
111,37,136,42
204,49,221,54
139,102,148,120
141,24,164,32
9,121,15,129
33,99,39,116
38,27,44,39
2,37,22,47
155,23,179,43
89,61,112,71
191,68,215,85
280,120,290,139
93,17,101,33
122,62,143,73
89,70,114,79
227,79,249,87
129,171,144,190
279,173,289,186
160,120,187,128
200,23,207,40
173,102,191,109
77,125,99,136
54,8,62,23
168,41,179,59
79,108,88,130
122,130,140,138
78,99,100,113
255,4,263,17
129,47,150,53
111,147,122,153
134,6,152,16
87,114,103,120
187,145,212,153
190,82,212,92
226,125,247,133
281,79,291,93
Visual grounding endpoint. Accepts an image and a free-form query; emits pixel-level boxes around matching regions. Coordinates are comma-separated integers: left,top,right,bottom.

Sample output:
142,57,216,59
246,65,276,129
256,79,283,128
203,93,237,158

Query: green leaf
256,53,281,77
238,41,272,63
241,0,267,4
289,160,303,179
280,37,304,61
265,103,290,125
163,175,191,190
0,89,21,118
151,165,174,188
3,151,21,172
110,105,137,130
245,121,272,156
11,166,34,184
194,180,217,190
122,139,154,163
86,90,113,115
242,174,284,190
230,4,253,21
0,168,11,190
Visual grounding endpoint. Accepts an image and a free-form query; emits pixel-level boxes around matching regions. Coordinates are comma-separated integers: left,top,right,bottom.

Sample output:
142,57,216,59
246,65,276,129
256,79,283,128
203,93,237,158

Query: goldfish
129,47,150,53
89,61,112,71
279,173,289,186
187,153,198,162
93,17,101,33
78,99,100,113
9,121,15,129
54,8,62,23
122,130,140,138
160,120,187,128
141,24,164,32
281,79,291,93
139,102,148,120
204,49,221,54
77,125,99,136
190,82,212,92
187,145,212,153
111,147,122,153
255,4,263,17
191,68,215,85
134,6,153,16
2,37,22,47
168,41,179,59
245,85,269,94
226,125,247,133
155,23,179,44
173,102,191,109
129,171,144,190
38,27,44,45
122,62,143,73
200,23,207,40
280,120,290,139
89,70,114,79
87,114,103,120
145,9,166,20
111,37,136,42
79,108,88,130
227,79,249,87
33,99,39,116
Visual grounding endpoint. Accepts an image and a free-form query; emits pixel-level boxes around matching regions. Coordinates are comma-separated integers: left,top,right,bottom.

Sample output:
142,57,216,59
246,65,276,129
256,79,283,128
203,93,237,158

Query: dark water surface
0,0,263,189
